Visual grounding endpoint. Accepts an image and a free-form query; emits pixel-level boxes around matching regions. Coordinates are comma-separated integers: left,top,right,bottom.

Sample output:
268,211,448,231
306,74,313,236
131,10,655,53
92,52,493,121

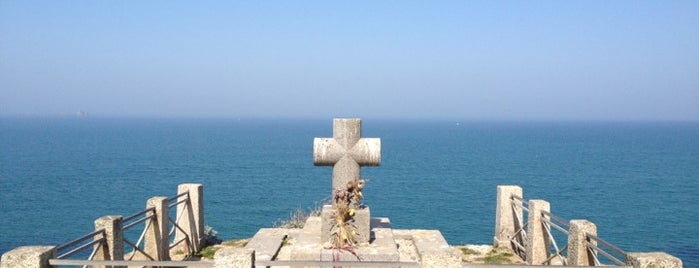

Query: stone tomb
246,118,460,267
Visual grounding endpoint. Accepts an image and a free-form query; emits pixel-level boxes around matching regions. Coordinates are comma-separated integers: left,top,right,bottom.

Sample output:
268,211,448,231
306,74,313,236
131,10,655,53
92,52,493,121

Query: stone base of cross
313,118,381,245
321,205,371,244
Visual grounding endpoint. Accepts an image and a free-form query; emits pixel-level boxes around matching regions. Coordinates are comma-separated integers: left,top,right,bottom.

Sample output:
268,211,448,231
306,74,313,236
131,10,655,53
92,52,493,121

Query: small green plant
460,247,478,255
483,253,514,264
274,201,326,228
197,245,219,259
221,239,249,248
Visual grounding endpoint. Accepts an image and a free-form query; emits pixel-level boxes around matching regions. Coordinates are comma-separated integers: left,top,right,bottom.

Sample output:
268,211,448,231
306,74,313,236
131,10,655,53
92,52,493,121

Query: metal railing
586,232,628,266
49,190,198,267
54,228,107,266
122,206,156,261
540,210,569,265
510,194,528,260
508,194,629,266
167,190,195,256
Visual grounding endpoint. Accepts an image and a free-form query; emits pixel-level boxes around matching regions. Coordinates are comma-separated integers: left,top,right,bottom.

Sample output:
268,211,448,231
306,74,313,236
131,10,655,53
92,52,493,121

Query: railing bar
169,237,188,250
511,240,525,251
85,242,100,261
542,218,570,235
124,239,156,261
590,246,602,266
55,229,106,253
167,191,189,202
511,195,525,202
56,237,105,259
586,241,626,266
169,205,188,237
170,218,192,251
134,217,151,250
50,259,215,267
461,265,632,268
257,260,421,267
541,245,567,265
541,211,570,227
123,214,152,231
586,233,628,256
122,207,155,223
168,198,188,208
542,222,564,265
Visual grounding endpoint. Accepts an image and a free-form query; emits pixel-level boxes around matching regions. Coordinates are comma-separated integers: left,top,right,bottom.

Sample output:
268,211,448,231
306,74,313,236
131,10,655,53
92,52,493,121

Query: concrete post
0,246,55,268
626,252,683,268
145,196,169,261
567,219,597,266
175,183,205,252
214,248,254,268
93,215,124,268
494,185,523,249
525,199,551,265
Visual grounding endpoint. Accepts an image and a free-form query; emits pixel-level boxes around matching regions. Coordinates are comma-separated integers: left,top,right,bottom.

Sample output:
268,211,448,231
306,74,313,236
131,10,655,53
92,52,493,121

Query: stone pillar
0,246,55,268
93,215,124,268
567,219,597,266
214,248,254,268
525,199,550,265
175,183,205,252
145,196,169,261
626,252,683,268
494,185,523,248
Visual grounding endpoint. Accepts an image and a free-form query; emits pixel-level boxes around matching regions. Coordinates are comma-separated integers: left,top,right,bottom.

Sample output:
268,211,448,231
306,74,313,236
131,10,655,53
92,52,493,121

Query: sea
0,117,697,267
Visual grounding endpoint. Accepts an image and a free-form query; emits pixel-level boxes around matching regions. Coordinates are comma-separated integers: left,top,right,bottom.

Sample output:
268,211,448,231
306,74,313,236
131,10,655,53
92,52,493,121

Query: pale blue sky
1,1,697,120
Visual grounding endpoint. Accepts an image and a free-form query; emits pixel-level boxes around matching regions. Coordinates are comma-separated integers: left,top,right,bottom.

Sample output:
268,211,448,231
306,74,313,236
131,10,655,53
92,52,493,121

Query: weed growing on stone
460,247,479,255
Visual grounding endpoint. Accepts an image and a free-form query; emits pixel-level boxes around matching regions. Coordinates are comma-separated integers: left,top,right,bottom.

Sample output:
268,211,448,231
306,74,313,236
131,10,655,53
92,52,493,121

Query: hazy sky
1,1,698,120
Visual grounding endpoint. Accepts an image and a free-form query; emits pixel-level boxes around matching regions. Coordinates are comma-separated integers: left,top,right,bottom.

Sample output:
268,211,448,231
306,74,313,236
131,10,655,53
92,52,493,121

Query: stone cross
314,118,381,194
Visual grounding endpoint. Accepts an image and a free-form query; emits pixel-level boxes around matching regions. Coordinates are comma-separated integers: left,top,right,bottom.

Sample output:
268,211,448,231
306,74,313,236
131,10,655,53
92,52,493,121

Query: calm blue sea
1,118,697,266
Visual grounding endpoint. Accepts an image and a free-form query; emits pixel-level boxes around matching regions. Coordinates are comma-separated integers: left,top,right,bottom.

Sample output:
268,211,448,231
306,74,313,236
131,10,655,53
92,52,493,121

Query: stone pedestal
291,216,399,263
321,205,371,245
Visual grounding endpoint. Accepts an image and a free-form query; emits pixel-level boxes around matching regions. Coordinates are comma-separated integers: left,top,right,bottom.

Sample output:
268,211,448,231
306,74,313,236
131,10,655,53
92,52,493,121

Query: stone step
393,229,461,268
244,228,287,265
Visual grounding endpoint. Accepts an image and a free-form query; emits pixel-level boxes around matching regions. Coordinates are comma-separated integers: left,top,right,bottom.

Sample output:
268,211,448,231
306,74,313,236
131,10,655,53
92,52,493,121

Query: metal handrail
49,259,215,267
56,236,105,260
541,210,570,228
586,233,627,257
586,232,628,266
257,260,420,267
167,191,189,202
123,212,154,231
122,207,155,223
586,241,626,266
55,229,106,253
541,217,570,235
168,217,193,253
168,198,188,208
511,195,525,203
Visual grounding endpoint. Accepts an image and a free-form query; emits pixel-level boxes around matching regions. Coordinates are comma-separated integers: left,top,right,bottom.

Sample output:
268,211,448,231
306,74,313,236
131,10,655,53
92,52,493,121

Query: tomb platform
290,215,400,262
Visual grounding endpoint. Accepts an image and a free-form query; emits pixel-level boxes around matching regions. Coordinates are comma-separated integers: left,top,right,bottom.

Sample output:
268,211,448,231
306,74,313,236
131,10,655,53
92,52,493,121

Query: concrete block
214,248,254,268
409,230,461,268
626,252,683,268
0,246,55,268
